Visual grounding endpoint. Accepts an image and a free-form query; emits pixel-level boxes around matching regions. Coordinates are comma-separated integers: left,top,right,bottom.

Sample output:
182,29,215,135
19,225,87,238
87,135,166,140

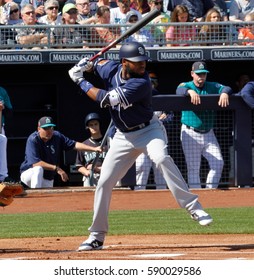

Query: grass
0,208,254,239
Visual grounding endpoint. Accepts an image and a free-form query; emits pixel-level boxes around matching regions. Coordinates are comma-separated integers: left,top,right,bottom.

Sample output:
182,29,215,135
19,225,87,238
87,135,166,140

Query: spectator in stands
0,0,21,25
20,116,102,189
176,61,232,189
3,2,22,25
38,0,62,26
75,0,97,24
0,2,21,47
166,4,196,47
229,0,254,22
212,0,229,21
0,84,13,183
110,0,142,25
238,12,254,45
166,0,214,22
20,0,45,18
0,0,10,24
56,3,89,48
90,5,120,47
143,0,170,46
125,10,155,46
15,4,50,49
130,0,150,14
199,7,228,45
76,113,107,187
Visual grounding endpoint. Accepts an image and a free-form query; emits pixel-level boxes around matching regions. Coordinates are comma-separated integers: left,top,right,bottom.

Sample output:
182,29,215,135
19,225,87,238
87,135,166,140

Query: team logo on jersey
50,145,55,154
138,46,145,55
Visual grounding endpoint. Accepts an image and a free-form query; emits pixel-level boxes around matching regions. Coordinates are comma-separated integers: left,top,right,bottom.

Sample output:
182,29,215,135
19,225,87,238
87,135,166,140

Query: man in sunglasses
20,0,45,18
56,3,89,48
15,4,50,48
20,116,102,189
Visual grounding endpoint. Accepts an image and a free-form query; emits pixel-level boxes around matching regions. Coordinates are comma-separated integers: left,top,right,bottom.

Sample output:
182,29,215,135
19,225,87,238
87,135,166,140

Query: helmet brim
125,55,149,62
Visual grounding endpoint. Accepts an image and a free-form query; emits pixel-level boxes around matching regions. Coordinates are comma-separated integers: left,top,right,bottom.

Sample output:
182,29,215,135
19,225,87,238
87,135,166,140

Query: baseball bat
89,8,161,62
89,119,113,186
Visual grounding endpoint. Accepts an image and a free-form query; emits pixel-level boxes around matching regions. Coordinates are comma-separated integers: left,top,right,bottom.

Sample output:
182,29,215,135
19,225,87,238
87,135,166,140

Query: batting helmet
84,113,101,127
119,42,149,62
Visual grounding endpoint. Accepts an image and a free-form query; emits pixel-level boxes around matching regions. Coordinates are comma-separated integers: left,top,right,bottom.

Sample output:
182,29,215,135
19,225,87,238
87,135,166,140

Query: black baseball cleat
78,239,103,251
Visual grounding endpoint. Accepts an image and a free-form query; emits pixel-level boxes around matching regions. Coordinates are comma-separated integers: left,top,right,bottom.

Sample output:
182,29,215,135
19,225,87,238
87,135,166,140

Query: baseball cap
192,62,209,74
38,116,56,128
62,3,77,14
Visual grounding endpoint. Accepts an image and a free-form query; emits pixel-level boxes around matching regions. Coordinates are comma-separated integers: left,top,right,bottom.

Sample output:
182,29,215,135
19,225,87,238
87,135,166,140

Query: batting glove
77,57,94,72
68,65,84,85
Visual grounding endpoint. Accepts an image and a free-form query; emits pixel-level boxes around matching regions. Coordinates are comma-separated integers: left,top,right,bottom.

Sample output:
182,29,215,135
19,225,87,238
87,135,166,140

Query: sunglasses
10,8,19,14
24,11,35,15
48,6,59,10
153,1,162,5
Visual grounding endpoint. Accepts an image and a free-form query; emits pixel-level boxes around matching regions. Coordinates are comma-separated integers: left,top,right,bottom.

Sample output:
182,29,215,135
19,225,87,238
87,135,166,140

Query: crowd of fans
0,0,254,48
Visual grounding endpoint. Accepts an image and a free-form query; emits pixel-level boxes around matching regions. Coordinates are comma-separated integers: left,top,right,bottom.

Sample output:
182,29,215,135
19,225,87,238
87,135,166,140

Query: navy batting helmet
85,113,101,127
119,42,149,62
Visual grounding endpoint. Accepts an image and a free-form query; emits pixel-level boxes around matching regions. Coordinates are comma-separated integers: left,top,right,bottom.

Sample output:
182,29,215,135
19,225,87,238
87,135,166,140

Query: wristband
80,80,94,93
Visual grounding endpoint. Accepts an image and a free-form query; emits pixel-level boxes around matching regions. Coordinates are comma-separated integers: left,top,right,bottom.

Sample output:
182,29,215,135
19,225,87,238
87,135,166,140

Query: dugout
1,47,253,187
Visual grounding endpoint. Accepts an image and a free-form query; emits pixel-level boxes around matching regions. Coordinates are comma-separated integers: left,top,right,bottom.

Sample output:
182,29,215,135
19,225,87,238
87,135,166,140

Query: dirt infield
1,188,254,260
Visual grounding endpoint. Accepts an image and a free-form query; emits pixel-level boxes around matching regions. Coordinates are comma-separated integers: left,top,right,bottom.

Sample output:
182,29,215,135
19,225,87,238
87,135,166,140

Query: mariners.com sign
0,48,254,64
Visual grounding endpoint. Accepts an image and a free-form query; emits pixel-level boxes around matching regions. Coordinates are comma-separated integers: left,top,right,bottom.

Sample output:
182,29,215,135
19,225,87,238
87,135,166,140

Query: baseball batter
69,42,213,251
176,61,232,189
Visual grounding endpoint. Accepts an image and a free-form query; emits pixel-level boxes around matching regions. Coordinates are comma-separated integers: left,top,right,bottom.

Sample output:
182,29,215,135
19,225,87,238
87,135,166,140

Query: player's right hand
77,57,94,72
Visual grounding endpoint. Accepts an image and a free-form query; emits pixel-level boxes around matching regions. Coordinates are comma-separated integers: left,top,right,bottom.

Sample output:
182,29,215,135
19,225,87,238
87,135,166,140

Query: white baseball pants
181,124,224,189
20,166,54,188
0,127,8,181
135,153,167,190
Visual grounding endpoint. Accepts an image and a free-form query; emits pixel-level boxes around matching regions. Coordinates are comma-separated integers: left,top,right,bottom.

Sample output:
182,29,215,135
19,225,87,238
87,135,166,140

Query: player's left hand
218,93,229,107
77,57,94,72
68,65,84,85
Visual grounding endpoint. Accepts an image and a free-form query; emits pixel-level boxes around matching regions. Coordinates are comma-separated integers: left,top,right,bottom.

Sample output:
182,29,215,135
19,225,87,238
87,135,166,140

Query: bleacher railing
1,21,254,49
